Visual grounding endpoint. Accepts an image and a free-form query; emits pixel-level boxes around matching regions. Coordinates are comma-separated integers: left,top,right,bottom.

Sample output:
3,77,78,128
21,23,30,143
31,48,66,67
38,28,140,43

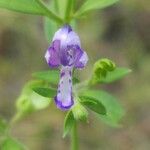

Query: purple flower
45,25,88,110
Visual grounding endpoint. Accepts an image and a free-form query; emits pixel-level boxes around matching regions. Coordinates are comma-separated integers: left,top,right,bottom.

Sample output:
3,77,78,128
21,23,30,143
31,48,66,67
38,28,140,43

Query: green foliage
32,87,56,98
0,0,47,15
32,70,80,85
65,0,74,22
100,67,132,83
32,70,59,84
44,17,58,42
0,118,8,136
0,0,63,24
16,80,51,116
57,0,68,18
80,90,125,127
75,0,119,17
79,96,106,115
90,58,116,84
44,0,58,42
63,111,75,138
72,102,88,122
0,137,26,150
90,59,131,84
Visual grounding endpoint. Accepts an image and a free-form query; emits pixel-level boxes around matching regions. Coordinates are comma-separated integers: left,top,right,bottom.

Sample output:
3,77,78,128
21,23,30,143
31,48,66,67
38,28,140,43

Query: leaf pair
63,89,124,137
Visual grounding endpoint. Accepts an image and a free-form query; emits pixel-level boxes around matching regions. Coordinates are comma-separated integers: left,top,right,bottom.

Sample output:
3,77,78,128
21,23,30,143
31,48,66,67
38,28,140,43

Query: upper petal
53,25,72,43
53,25,81,49
66,31,81,47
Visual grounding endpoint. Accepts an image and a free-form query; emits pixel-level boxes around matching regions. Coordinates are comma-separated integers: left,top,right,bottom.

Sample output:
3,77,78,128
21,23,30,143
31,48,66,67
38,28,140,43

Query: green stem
65,0,74,23
71,122,79,150
9,112,23,127
37,0,63,24
54,0,59,13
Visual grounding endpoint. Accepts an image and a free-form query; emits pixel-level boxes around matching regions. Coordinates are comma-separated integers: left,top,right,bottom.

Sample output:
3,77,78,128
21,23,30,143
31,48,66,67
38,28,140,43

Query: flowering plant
0,0,131,150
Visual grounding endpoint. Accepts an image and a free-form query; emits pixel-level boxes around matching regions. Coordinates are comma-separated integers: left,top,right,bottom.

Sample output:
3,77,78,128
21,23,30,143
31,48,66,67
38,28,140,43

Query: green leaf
32,87,56,98
80,90,125,127
44,17,58,42
0,118,8,136
79,97,106,115
63,111,75,138
57,0,68,18
44,0,58,42
30,92,51,110
75,0,119,17
1,137,27,150
32,70,59,84
100,67,132,83
16,80,51,115
32,70,80,85
0,0,63,24
0,0,47,15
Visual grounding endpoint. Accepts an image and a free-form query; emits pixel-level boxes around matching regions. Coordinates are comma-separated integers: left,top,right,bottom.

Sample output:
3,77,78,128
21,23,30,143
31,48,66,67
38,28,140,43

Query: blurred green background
0,0,150,149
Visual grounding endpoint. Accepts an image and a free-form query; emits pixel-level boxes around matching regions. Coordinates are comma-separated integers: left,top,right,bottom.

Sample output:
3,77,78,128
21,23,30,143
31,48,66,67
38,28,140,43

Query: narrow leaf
44,0,58,42
57,0,68,18
75,0,119,17
100,67,131,83
80,90,125,127
0,0,63,24
32,70,59,84
63,111,75,138
44,17,58,42
32,87,56,98
0,0,46,15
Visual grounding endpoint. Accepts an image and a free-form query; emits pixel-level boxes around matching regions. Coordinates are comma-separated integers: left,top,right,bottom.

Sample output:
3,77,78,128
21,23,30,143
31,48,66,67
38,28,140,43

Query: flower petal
53,25,72,44
45,40,60,68
75,51,88,68
55,66,74,110
53,25,81,50
66,31,81,47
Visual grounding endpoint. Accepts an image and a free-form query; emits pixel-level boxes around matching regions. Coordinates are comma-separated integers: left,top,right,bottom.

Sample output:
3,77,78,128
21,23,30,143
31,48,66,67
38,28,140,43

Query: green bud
72,102,88,122
16,80,51,117
90,58,116,85
16,94,34,114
